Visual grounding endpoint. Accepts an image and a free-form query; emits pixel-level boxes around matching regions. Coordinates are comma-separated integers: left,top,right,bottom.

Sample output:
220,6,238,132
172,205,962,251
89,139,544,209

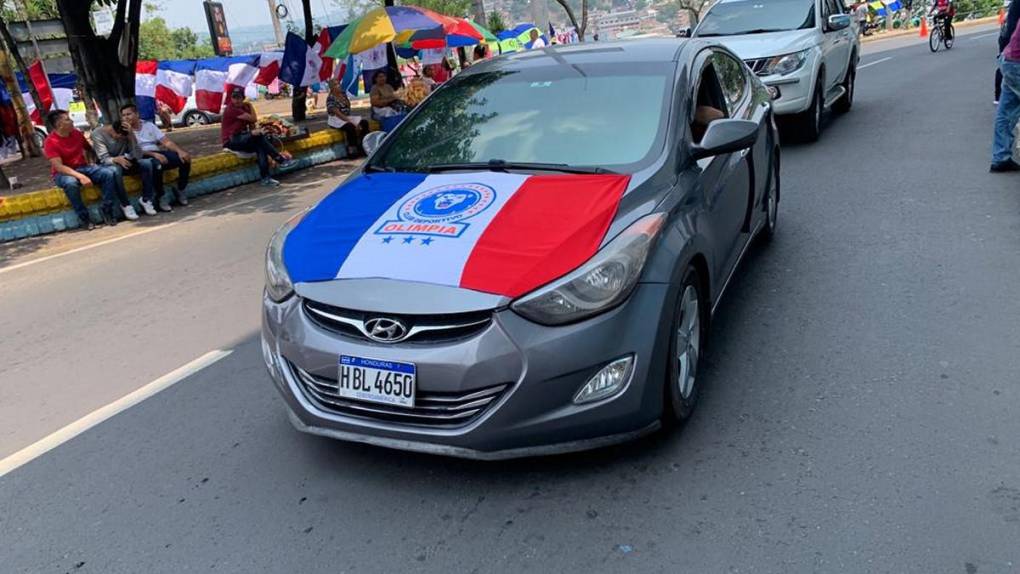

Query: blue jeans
992,59,1020,163
225,132,285,179
109,158,159,202
54,165,122,224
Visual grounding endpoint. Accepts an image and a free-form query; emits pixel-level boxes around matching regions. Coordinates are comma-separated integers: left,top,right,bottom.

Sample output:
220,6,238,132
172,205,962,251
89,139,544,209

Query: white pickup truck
692,0,860,141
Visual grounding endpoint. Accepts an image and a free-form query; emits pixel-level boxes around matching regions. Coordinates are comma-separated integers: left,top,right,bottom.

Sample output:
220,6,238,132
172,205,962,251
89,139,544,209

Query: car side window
691,59,729,144
711,52,748,114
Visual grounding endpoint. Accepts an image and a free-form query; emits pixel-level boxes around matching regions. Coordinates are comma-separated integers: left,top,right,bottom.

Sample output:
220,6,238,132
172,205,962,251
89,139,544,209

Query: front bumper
262,283,674,459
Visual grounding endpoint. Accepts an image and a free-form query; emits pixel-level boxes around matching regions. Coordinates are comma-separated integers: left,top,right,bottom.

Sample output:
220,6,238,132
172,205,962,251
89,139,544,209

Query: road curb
0,129,349,242
0,130,350,242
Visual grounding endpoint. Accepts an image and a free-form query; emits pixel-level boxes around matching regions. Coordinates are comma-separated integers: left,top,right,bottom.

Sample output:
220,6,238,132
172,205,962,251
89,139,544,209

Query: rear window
373,62,676,173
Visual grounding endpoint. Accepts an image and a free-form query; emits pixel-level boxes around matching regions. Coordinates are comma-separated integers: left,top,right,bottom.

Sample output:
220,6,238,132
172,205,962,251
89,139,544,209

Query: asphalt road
2,27,1019,573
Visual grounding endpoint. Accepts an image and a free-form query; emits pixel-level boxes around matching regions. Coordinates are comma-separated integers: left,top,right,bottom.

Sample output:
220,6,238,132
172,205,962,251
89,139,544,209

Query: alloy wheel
675,285,701,399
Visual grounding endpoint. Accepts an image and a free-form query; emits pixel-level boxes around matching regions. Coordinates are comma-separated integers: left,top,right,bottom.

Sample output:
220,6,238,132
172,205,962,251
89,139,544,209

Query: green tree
171,27,214,59
412,0,471,16
0,0,60,21
486,10,506,32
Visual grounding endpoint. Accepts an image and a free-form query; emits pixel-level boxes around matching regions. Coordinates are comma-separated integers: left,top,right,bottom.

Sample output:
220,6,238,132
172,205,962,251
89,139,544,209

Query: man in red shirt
221,87,294,187
44,109,125,229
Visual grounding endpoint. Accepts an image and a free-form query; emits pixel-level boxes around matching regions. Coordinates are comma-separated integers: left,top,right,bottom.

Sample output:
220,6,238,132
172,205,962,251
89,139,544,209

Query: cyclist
929,0,955,42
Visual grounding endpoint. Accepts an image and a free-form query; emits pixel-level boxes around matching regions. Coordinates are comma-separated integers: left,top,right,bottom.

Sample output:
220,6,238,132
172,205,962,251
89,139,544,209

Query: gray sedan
261,39,781,459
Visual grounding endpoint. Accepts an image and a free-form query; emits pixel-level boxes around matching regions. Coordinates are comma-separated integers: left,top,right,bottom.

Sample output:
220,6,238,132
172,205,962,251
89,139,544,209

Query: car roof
471,39,691,72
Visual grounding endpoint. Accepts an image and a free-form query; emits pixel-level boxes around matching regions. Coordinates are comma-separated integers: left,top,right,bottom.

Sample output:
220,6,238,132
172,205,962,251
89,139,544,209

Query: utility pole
0,14,41,156
472,0,486,24
267,0,286,47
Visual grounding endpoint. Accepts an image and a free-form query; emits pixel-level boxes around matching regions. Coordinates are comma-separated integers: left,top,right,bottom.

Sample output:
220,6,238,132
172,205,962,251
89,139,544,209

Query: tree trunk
0,14,43,156
553,0,586,40
291,0,314,122
56,0,142,125
0,15,41,156
472,0,486,24
383,0,402,88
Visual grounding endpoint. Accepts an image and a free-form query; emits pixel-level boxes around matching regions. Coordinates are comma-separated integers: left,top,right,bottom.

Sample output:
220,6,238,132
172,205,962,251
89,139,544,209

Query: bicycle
929,14,955,52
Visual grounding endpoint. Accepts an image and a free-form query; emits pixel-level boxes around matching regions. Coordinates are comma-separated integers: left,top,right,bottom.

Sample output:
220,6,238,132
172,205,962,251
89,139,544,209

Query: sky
151,0,343,32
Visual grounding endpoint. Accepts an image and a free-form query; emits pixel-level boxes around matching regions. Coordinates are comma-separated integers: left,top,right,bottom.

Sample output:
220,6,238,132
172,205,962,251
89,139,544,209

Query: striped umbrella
324,6,483,59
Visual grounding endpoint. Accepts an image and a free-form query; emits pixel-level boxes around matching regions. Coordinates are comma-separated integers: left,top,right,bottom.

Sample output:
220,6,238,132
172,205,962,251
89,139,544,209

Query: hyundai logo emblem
363,317,409,343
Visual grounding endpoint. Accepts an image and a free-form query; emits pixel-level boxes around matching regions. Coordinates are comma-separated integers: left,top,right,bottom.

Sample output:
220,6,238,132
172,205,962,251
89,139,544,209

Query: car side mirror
362,131,387,156
676,27,692,38
690,119,758,160
827,14,851,31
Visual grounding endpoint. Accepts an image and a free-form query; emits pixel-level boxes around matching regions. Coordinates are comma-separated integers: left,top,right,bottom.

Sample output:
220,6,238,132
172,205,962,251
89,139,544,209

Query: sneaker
139,199,157,216
994,100,1000,106
275,159,297,171
101,209,118,227
158,197,173,212
990,160,1020,173
173,187,189,206
122,204,139,221
84,220,96,231
260,177,281,187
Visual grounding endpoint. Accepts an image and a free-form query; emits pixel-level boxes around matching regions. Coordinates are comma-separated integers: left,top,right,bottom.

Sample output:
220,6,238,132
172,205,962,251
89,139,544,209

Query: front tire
833,62,855,114
664,267,707,424
797,76,824,142
760,156,780,243
929,27,942,52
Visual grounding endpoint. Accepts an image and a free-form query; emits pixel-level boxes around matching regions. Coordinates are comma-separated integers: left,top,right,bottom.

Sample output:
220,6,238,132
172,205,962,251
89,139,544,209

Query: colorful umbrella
405,18,497,49
325,6,482,60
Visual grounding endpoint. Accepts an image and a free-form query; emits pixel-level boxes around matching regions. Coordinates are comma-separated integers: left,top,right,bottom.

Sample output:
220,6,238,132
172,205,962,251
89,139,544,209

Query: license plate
337,355,416,408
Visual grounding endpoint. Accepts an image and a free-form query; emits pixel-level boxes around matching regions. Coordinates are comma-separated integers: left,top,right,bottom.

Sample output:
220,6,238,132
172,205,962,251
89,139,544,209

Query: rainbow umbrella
325,6,482,59
405,18,497,49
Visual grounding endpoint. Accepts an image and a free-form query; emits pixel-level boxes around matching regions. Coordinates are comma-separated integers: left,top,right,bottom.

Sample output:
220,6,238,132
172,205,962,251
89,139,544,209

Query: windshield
371,62,674,173
696,0,816,37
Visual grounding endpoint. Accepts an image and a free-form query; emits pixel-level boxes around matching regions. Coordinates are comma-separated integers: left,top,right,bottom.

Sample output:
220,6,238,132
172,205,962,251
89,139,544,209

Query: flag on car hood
283,172,630,298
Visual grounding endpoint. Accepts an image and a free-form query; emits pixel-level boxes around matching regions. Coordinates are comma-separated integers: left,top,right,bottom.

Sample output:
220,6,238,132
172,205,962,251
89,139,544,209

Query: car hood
282,171,632,304
702,29,818,60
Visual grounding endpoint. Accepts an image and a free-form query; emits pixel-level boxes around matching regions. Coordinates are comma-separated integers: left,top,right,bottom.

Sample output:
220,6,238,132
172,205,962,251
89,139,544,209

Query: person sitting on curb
221,87,294,187
91,116,163,216
121,103,192,207
44,109,135,230
326,80,370,158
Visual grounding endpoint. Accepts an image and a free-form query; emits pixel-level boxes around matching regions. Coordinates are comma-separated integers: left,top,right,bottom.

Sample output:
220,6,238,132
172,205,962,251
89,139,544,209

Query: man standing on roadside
990,0,1020,172
91,116,163,216
120,103,192,205
44,109,134,229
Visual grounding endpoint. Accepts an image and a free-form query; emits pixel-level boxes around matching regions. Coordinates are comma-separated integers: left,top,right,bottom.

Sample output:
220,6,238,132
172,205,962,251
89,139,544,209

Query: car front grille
744,58,770,76
288,361,509,427
302,299,493,345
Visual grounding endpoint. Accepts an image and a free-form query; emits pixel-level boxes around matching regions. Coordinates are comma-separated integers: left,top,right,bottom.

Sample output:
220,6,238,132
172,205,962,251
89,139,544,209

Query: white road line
859,57,893,69
0,222,178,276
970,32,999,40
0,349,232,478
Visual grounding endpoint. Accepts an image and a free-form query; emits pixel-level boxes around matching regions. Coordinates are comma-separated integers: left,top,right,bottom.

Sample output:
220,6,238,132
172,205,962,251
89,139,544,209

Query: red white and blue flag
279,31,322,87
134,60,158,121
194,55,260,112
283,172,629,298
254,52,284,85
156,60,195,114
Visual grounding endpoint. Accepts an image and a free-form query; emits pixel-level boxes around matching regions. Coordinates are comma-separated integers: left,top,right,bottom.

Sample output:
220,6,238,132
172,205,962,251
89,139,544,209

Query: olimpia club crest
375,183,496,239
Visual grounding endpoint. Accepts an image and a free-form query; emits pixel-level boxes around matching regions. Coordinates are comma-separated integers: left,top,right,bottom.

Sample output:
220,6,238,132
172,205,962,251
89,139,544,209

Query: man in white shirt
121,103,192,208
530,29,547,49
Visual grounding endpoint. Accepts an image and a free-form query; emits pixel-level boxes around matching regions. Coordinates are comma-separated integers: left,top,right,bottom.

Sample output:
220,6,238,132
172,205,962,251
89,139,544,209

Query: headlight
763,49,810,76
511,213,667,326
265,209,308,302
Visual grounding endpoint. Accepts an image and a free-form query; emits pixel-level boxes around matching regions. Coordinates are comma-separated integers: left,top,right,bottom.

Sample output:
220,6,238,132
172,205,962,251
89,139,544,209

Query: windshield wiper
428,160,617,175
734,28,787,35
364,164,396,173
